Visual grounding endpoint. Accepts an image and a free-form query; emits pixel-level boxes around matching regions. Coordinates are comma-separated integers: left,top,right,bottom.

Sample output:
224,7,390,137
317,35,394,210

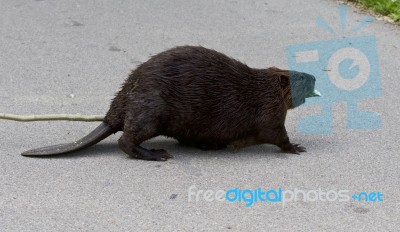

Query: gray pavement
1,0,400,231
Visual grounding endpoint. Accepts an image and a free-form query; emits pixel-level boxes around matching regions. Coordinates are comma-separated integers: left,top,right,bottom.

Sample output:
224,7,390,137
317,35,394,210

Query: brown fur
104,46,308,160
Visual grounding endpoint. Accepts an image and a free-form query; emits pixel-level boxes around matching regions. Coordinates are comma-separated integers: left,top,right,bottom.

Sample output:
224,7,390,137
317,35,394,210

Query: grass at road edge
347,0,400,22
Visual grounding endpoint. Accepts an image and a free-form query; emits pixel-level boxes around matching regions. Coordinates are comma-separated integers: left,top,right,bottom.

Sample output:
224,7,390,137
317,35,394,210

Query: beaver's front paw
281,143,306,155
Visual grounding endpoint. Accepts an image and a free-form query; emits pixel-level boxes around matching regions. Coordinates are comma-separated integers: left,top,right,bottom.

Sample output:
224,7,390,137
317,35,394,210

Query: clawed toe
149,149,173,161
282,143,307,155
293,144,306,153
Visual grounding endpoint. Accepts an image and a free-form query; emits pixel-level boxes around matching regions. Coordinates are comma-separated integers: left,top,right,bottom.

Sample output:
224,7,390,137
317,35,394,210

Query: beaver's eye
280,75,289,87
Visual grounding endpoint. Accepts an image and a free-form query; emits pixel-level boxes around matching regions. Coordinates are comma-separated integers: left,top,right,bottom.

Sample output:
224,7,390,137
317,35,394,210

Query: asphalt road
1,0,399,231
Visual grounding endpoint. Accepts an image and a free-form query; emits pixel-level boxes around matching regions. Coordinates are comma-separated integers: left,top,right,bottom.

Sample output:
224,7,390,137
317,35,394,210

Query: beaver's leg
118,115,172,161
273,126,306,154
232,126,306,154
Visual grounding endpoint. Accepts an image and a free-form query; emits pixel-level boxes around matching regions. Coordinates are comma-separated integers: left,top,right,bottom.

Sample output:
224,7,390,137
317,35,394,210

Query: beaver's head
268,67,321,109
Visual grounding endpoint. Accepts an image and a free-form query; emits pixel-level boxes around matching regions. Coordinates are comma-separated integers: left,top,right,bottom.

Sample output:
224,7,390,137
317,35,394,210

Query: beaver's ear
280,74,290,87
268,66,281,71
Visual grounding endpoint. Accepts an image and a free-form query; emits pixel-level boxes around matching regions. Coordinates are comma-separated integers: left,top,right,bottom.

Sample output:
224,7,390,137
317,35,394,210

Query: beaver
21,46,320,161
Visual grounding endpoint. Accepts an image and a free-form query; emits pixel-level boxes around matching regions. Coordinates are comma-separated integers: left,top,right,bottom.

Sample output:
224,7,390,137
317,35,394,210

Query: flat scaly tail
21,122,114,156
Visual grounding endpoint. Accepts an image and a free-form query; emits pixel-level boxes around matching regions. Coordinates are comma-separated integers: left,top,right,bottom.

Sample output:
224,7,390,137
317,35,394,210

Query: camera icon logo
286,5,382,134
